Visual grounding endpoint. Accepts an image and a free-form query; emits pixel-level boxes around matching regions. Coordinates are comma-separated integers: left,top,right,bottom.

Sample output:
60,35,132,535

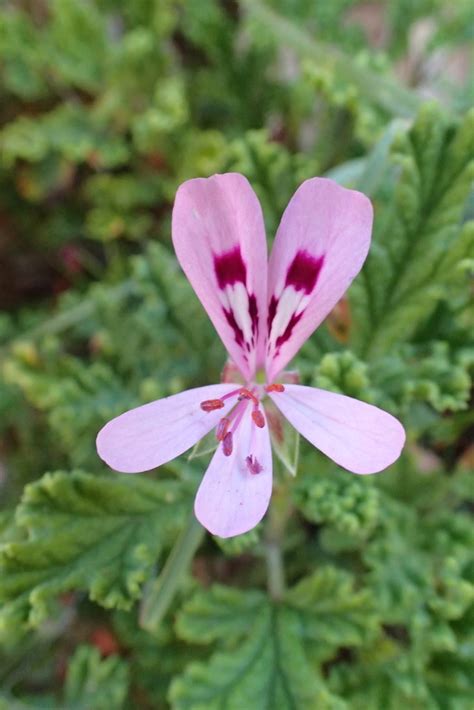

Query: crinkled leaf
350,105,474,359
287,567,378,660
172,568,376,708
64,645,129,710
171,606,337,710
0,471,190,639
176,585,266,644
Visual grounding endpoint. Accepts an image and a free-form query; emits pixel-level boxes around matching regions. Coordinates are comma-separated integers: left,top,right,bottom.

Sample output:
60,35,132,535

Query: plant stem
264,482,292,601
140,513,204,633
265,539,286,601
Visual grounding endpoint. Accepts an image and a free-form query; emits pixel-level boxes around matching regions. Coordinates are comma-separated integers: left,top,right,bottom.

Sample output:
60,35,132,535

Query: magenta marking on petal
285,250,325,294
223,308,245,348
214,246,247,288
275,311,304,350
214,247,260,357
246,455,263,474
267,295,278,333
248,293,258,339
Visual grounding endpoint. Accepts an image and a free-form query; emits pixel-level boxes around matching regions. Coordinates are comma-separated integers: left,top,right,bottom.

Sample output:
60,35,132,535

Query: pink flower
97,174,405,538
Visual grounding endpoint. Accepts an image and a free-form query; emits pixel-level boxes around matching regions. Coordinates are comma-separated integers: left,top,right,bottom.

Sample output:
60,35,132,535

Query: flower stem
140,512,204,633
264,482,292,601
265,538,286,601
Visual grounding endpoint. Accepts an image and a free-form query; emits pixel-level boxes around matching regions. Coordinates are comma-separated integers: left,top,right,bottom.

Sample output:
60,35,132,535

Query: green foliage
0,471,189,640
171,606,327,709
0,1,473,707
350,105,474,359
171,569,373,708
294,469,380,541
63,645,129,710
0,645,129,710
311,343,473,421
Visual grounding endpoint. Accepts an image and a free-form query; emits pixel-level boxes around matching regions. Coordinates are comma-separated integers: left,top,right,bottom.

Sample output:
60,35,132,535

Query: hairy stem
140,513,204,632
265,538,286,601
264,482,292,601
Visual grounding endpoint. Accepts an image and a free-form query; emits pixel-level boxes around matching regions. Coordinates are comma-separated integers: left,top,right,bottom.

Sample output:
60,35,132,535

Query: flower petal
172,173,268,380
266,178,373,380
97,384,239,473
194,405,273,537
268,385,405,474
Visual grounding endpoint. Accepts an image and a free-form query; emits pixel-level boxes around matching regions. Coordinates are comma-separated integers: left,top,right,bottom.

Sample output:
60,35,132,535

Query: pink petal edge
269,384,405,474
172,173,268,380
96,384,239,473
194,404,273,537
266,178,373,381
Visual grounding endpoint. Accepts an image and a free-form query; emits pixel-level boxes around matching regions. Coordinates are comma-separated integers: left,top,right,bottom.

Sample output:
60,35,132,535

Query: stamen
238,387,259,405
216,417,230,441
246,455,263,474
251,409,265,428
265,383,285,393
221,387,243,402
200,399,225,412
223,431,233,456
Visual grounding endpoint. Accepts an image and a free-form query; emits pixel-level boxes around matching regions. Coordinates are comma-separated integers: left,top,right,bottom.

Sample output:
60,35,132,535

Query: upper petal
172,173,268,380
97,384,239,473
268,385,405,474
266,178,373,380
194,405,273,538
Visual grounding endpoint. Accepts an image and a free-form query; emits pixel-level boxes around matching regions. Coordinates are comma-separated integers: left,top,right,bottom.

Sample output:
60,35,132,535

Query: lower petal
268,385,405,474
195,406,273,537
97,384,239,473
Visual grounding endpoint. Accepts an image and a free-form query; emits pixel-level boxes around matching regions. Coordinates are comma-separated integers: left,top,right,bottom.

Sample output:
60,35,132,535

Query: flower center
199,384,286,462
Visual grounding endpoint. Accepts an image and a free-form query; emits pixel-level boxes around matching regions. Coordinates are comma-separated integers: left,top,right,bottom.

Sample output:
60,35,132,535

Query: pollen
216,417,230,441
238,387,259,405
265,383,285,393
200,398,225,412
251,409,265,428
246,455,263,474
223,431,233,456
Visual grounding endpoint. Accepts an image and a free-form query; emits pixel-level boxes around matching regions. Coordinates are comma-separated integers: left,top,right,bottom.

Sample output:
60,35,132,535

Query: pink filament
221,387,244,402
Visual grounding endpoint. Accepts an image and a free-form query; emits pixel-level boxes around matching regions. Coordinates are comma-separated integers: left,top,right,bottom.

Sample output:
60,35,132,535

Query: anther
265,383,285,393
251,409,265,428
200,399,225,412
216,417,230,441
238,388,259,405
246,455,263,474
223,431,233,456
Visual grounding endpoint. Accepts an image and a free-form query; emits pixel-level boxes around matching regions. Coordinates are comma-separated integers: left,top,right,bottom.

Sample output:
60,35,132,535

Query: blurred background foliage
0,0,473,708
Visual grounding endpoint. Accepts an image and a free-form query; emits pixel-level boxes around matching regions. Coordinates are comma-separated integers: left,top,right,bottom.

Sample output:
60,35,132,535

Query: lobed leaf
350,105,474,359
0,471,190,640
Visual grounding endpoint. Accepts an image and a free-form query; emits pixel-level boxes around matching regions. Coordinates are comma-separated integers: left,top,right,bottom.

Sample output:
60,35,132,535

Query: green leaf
171,605,333,710
294,471,380,543
0,645,129,709
63,645,129,710
0,471,190,640
287,568,378,660
176,585,266,644
171,568,375,708
350,105,474,359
